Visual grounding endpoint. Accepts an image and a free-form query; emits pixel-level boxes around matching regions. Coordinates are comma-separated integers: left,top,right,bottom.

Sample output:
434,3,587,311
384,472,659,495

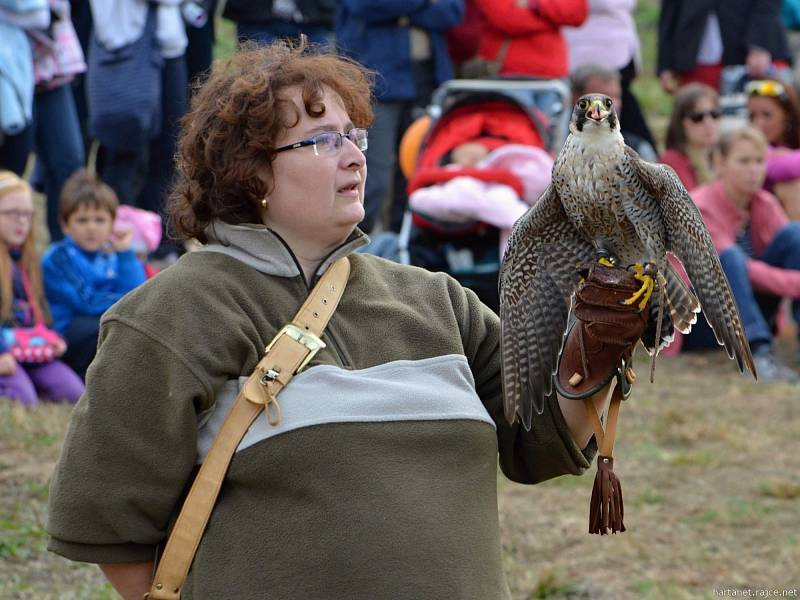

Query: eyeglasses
274,128,368,157
0,209,35,222
687,109,721,124
745,80,788,100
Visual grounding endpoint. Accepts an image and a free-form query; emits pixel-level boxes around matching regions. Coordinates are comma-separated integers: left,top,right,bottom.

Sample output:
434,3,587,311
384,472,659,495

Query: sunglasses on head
687,109,721,123
745,80,788,100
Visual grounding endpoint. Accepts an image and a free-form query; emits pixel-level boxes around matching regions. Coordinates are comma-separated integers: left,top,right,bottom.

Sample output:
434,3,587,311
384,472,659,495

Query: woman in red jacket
659,83,721,191
473,0,587,78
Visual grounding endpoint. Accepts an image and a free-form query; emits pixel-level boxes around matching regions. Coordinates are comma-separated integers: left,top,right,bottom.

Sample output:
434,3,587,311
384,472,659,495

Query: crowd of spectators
1,0,799,402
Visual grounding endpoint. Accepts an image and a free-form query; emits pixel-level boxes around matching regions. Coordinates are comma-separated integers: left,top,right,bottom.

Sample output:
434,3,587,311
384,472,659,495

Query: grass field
2,337,798,599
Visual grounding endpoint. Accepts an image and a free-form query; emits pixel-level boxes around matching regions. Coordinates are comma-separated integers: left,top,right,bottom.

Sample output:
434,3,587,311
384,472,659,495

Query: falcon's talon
598,256,615,268
636,276,655,311
622,262,655,310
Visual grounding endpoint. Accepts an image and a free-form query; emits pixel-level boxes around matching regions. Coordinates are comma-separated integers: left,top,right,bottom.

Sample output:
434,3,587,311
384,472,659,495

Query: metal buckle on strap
264,324,326,374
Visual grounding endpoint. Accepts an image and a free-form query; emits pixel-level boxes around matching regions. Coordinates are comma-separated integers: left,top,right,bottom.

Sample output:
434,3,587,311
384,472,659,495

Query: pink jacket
691,181,800,299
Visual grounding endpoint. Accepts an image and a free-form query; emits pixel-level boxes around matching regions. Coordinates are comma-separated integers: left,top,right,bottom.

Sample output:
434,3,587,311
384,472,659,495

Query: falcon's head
571,94,619,135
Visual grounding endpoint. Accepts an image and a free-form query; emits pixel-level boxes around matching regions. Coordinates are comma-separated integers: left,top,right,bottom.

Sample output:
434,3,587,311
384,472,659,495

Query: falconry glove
555,263,649,400
555,263,650,535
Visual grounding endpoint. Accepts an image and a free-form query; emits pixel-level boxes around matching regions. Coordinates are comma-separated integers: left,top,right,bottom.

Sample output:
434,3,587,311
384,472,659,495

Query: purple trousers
0,359,84,406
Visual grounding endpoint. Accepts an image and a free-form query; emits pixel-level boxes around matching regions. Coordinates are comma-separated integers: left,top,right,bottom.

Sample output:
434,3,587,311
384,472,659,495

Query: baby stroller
397,79,571,312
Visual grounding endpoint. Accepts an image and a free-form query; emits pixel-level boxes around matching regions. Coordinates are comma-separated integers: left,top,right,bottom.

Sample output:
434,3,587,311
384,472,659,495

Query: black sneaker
752,345,800,383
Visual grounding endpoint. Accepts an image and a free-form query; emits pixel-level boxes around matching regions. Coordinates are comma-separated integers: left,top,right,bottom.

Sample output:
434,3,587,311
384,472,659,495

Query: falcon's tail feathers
663,262,701,334
641,275,674,355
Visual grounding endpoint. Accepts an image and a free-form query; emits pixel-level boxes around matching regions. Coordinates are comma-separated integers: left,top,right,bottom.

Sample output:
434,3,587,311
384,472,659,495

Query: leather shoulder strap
146,257,351,600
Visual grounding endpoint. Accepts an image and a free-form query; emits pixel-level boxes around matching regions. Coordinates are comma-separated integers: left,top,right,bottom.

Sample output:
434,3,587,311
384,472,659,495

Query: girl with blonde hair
0,171,83,405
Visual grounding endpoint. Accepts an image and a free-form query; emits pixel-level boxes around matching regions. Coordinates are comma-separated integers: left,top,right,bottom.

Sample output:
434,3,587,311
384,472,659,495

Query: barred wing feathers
626,149,756,378
499,186,596,430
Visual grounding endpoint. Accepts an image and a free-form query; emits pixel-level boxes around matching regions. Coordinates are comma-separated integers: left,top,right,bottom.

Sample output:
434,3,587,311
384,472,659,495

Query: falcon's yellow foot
623,262,655,311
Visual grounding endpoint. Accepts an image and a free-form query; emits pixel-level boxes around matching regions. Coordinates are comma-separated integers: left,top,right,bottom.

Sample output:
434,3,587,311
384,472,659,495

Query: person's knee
720,244,748,272
0,370,38,406
773,221,800,250
62,375,85,404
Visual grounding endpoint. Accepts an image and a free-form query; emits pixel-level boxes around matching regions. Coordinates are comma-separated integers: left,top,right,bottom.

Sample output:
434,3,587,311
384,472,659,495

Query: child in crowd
41,169,146,379
686,126,800,382
0,171,83,405
407,142,553,256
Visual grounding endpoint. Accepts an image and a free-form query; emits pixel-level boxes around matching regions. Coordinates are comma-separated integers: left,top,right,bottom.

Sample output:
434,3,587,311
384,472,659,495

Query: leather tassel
589,455,625,534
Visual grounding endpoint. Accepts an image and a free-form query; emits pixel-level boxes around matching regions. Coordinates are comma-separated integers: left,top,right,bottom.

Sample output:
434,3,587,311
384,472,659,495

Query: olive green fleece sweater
47,221,595,599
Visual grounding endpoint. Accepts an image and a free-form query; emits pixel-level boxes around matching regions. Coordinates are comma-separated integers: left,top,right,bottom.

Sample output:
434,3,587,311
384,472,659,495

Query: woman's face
748,95,786,145
0,188,34,248
716,139,767,198
263,86,367,250
682,95,720,150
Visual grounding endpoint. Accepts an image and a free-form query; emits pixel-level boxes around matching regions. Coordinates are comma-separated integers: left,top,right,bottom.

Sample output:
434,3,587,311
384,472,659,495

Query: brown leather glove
555,263,650,400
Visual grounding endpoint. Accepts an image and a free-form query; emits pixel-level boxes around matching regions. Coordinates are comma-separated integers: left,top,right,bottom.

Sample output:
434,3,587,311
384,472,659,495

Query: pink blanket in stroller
408,144,553,255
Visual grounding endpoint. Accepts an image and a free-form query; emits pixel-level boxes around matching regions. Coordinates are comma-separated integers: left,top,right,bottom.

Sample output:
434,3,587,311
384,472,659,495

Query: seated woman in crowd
0,171,84,405
746,78,800,219
686,126,800,382
41,169,146,379
660,83,721,191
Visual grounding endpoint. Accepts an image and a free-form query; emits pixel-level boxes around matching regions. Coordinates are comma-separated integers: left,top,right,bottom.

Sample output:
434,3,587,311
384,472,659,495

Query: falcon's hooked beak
585,98,610,123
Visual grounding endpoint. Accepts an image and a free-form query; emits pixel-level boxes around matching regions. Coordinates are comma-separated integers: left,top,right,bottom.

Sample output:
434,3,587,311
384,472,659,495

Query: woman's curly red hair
168,39,374,242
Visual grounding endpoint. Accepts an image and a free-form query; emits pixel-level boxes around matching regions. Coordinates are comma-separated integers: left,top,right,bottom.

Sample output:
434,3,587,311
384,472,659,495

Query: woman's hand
110,226,135,252
0,352,17,376
659,70,679,94
746,47,772,79
99,562,154,600
52,338,67,358
772,179,800,220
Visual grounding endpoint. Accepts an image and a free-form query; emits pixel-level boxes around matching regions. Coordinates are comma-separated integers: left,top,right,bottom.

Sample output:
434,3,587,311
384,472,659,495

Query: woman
472,0,587,79
746,78,800,219
686,126,800,382
660,83,721,191
46,41,645,599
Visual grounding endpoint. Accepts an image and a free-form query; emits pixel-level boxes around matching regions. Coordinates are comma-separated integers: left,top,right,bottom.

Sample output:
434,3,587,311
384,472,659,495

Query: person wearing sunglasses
660,83,721,191
746,78,800,220
46,40,643,599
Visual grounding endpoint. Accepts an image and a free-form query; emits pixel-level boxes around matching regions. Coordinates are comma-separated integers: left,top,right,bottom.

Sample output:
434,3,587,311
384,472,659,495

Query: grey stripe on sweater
196,354,494,463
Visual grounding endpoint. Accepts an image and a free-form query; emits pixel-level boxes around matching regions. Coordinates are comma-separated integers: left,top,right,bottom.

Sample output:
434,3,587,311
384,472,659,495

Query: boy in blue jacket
42,169,146,378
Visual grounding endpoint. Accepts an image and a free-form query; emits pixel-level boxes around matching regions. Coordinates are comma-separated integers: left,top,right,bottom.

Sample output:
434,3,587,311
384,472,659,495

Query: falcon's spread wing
499,186,596,430
625,148,756,378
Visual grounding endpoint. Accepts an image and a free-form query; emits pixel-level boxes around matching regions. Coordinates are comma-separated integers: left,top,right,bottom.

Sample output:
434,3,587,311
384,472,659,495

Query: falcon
499,93,757,430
